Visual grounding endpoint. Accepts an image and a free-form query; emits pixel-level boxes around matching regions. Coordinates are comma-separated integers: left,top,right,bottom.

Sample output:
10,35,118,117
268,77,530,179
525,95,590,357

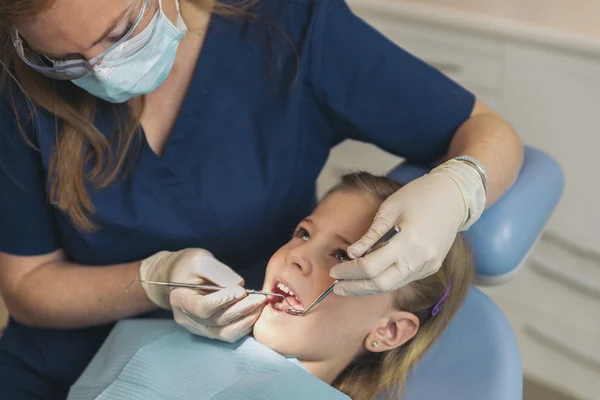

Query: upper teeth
277,282,295,297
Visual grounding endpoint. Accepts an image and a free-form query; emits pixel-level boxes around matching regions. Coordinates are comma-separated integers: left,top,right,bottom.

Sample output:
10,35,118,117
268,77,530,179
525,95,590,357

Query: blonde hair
328,172,475,400
0,0,260,231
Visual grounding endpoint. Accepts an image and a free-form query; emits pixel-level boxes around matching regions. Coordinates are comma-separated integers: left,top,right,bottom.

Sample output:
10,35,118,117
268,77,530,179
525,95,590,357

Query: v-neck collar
139,13,219,170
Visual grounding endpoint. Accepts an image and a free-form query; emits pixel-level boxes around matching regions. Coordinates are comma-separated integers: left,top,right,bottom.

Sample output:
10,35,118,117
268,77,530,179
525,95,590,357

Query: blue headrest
392,287,523,400
388,146,564,285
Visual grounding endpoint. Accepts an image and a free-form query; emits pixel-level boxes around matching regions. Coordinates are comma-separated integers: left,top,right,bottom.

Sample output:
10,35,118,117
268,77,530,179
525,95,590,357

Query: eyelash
48,22,135,62
49,54,80,62
108,22,135,44
292,227,350,263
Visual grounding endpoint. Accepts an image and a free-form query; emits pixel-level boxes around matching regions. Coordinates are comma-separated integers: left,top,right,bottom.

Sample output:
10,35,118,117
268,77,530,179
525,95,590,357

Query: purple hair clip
431,277,453,316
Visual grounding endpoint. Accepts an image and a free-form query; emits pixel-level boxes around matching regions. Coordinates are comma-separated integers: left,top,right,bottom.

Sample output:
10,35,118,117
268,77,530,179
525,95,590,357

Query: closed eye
45,21,135,63
47,54,83,63
107,22,135,44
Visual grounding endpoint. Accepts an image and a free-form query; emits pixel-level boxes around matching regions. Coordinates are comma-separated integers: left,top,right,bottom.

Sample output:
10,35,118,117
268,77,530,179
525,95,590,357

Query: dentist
0,0,523,398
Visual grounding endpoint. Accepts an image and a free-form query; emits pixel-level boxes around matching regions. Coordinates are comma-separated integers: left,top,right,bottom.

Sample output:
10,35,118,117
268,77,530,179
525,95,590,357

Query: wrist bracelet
453,155,488,194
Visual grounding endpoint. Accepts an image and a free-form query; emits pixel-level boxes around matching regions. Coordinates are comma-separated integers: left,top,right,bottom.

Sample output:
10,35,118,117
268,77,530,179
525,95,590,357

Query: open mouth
268,278,305,313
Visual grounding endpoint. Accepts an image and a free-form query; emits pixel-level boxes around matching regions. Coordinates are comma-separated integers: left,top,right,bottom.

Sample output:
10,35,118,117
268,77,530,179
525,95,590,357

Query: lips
269,277,304,310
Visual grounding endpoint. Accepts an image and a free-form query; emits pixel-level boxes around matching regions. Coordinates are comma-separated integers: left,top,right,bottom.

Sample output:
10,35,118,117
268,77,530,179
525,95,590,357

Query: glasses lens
17,45,88,80
128,0,156,41
12,0,153,80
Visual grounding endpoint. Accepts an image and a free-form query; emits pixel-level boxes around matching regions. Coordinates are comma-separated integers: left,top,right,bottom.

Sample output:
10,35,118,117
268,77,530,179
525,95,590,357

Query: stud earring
371,341,379,348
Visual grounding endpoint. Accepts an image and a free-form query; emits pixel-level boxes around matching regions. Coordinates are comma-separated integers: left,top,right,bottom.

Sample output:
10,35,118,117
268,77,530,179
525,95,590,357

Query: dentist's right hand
140,249,266,343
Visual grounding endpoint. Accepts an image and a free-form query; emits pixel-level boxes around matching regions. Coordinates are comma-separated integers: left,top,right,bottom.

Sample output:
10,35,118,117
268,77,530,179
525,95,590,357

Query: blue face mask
73,0,188,103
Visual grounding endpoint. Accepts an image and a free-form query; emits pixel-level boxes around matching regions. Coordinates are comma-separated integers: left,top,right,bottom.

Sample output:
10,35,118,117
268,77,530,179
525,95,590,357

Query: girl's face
254,190,418,383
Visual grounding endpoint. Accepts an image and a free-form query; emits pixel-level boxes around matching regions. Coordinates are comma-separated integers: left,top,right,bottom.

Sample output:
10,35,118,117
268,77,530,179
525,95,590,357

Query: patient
254,172,474,399
68,173,474,400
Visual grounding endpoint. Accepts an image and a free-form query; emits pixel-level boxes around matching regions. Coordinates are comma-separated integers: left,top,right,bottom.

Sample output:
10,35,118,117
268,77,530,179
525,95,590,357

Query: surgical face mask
72,0,188,103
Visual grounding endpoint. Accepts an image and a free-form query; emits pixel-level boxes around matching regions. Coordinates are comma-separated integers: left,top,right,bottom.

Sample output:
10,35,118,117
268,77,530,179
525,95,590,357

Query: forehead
310,190,379,240
16,0,133,53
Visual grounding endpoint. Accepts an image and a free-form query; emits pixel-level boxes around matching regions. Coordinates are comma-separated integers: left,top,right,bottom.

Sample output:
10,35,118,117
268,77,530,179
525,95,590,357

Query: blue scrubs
0,0,474,398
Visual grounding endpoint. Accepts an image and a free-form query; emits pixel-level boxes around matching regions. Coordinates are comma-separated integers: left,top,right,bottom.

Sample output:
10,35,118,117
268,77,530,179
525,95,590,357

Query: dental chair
384,146,564,400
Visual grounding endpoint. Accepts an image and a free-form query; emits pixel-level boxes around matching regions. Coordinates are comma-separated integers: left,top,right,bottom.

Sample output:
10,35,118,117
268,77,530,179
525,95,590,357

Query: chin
253,312,296,356
254,315,282,351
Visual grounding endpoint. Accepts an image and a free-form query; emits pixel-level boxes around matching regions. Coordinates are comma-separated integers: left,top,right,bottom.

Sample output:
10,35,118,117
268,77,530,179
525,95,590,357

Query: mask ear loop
165,0,188,32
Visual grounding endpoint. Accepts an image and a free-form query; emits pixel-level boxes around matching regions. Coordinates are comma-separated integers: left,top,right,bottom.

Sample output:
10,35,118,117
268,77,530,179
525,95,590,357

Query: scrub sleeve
0,90,66,399
0,92,60,256
312,0,475,165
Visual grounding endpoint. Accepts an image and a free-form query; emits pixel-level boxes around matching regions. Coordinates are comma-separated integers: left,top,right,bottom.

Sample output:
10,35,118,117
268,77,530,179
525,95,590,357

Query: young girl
69,173,474,400
254,172,474,399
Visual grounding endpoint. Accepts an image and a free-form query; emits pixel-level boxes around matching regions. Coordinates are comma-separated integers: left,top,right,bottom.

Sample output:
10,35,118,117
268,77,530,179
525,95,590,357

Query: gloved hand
140,249,266,343
330,159,486,296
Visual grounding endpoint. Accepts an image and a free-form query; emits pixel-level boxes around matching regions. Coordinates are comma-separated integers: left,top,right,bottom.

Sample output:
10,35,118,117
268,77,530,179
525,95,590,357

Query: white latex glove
330,159,486,296
140,249,266,343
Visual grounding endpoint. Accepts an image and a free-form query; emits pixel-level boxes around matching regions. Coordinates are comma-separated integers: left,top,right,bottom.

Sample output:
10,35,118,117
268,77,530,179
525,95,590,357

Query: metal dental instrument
126,278,298,308
285,279,339,317
285,225,401,316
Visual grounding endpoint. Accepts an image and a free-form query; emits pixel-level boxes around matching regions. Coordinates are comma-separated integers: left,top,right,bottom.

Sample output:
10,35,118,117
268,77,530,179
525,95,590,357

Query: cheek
322,295,387,333
253,307,317,357
261,251,286,290
253,293,389,360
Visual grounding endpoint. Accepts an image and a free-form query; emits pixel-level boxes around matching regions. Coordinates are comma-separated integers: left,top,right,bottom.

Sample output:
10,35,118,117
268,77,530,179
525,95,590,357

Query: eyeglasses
11,0,153,80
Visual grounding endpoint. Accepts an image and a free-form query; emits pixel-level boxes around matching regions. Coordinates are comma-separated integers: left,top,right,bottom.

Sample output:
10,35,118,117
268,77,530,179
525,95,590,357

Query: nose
285,243,314,276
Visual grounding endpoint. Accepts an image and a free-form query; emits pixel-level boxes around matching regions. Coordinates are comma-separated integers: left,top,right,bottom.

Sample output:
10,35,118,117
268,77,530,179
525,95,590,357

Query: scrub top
0,0,474,398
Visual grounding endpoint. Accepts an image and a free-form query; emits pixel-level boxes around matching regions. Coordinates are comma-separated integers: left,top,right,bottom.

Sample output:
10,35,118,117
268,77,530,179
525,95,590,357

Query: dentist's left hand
140,249,266,343
329,159,486,296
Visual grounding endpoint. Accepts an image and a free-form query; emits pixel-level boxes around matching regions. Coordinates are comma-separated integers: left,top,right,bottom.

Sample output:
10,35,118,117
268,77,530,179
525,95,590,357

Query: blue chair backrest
380,146,563,400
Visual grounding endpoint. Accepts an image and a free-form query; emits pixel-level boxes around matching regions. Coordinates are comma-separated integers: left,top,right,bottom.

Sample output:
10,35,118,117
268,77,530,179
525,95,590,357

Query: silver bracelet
453,155,488,194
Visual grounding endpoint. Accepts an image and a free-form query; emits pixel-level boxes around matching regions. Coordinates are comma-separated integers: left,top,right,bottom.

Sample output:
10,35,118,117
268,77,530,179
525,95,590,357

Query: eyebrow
336,234,351,247
302,218,352,247
36,4,134,59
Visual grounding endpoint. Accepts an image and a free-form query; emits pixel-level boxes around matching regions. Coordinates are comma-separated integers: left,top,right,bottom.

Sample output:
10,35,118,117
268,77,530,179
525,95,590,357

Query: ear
364,311,419,353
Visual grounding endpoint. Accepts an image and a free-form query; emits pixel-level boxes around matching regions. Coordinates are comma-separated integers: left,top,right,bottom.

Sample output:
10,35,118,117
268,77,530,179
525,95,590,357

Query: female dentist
0,0,523,398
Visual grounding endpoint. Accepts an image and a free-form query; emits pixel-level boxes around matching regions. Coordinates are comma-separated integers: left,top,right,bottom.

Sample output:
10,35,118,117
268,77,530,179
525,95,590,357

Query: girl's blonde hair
0,0,261,231
328,172,475,400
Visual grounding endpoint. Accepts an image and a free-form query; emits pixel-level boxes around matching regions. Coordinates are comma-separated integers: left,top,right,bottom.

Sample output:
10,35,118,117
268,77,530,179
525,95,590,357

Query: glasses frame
11,0,152,80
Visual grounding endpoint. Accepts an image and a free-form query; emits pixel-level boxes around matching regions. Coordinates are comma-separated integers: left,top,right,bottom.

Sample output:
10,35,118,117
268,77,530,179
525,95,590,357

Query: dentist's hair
0,0,279,231
327,172,475,400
